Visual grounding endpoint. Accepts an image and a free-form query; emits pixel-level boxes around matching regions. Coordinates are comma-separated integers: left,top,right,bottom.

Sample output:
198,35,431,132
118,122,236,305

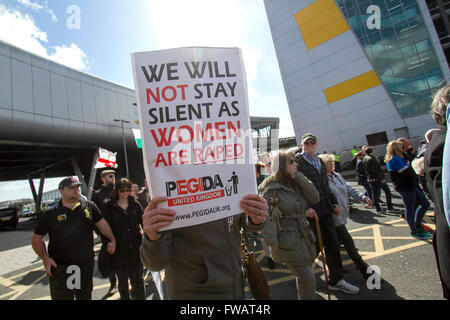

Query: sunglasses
119,189,131,193
303,141,316,145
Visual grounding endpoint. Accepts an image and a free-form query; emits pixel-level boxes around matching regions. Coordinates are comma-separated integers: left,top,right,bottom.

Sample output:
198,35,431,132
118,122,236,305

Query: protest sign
131,47,257,231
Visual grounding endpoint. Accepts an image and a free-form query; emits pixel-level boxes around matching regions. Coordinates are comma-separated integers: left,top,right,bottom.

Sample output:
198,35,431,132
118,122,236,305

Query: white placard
131,47,257,231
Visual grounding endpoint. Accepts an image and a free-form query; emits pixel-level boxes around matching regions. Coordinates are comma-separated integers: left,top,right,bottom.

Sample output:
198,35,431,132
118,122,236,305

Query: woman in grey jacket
319,154,374,281
259,150,320,300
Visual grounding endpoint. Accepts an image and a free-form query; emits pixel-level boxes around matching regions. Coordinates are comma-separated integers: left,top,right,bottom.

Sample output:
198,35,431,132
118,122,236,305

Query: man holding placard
132,47,268,299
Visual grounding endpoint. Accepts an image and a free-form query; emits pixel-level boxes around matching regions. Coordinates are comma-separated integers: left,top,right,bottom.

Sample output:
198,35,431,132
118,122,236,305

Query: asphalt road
0,180,445,300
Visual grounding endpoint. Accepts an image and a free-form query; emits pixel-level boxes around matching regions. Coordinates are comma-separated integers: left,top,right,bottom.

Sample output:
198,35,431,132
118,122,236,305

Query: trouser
398,188,430,234
109,273,117,287
359,180,373,201
116,263,146,300
370,181,393,211
308,214,343,286
285,264,316,300
432,206,450,300
335,225,369,274
49,260,94,300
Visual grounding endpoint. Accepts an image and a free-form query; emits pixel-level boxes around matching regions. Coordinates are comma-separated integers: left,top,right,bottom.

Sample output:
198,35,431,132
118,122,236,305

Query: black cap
58,176,81,189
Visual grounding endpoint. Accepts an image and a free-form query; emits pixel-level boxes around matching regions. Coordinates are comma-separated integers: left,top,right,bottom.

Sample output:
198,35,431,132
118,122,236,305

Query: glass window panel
395,21,409,35
401,46,415,58
344,0,356,9
388,49,402,60
382,25,396,40
386,0,401,10
358,1,370,13
425,72,444,89
412,78,428,91
396,79,413,93
368,31,382,44
338,0,445,117
415,40,429,53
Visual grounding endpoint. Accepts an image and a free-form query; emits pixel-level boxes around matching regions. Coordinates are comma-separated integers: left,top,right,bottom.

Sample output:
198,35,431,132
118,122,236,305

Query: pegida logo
166,173,239,207
166,175,224,197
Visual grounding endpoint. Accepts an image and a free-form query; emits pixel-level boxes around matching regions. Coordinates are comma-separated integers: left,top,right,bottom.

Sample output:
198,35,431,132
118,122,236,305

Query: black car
0,207,19,230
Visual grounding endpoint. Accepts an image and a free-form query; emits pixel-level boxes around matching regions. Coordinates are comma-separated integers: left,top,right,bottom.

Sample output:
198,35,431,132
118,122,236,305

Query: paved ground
0,180,444,300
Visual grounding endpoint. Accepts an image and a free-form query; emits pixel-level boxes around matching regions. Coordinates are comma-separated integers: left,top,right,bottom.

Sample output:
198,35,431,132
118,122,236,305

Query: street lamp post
114,118,130,179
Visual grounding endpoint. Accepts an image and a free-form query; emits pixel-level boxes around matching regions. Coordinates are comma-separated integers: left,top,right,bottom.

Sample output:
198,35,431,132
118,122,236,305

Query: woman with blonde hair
385,141,431,239
259,149,320,299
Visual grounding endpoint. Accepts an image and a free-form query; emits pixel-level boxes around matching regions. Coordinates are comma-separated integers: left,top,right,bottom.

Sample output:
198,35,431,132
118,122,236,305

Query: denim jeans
370,181,393,211
359,180,373,201
398,188,430,234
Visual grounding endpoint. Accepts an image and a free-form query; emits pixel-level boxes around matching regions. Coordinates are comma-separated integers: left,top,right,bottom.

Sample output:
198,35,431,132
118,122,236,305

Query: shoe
267,257,276,270
387,208,402,214
361,266,385,283
416,226,432,236
411,231,432,240
107,283,116,294
376,209,386,214
329,279,360,294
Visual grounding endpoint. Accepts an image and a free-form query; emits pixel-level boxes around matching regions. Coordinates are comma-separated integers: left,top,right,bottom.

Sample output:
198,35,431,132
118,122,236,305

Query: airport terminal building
264,0,450,153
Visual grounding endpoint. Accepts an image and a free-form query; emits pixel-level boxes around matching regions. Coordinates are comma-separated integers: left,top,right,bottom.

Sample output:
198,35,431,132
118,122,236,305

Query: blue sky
0,0,294,202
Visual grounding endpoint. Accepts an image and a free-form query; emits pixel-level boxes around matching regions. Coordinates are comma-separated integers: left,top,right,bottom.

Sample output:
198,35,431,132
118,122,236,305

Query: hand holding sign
143,197,176,241
240,194,268,225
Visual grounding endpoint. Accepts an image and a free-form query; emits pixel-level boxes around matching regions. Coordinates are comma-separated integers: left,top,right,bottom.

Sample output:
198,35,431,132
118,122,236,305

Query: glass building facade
336,0,446,117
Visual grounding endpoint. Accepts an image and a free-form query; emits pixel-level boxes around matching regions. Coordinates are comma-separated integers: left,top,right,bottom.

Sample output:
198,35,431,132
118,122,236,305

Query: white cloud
17,0,43,11
49,44,89,71
47,8,57,22
0,4,88,70
16,0,57,22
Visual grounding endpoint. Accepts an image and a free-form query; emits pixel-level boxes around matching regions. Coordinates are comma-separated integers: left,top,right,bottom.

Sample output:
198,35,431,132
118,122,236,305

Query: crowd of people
31,85,449,300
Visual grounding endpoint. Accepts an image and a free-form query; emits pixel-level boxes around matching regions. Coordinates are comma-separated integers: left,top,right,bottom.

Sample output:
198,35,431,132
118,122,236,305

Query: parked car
20,209,34,218
0,207,19,230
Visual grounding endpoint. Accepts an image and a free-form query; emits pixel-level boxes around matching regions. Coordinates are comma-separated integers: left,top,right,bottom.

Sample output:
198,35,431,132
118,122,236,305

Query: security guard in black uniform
31,176,116,300
91,169,117,295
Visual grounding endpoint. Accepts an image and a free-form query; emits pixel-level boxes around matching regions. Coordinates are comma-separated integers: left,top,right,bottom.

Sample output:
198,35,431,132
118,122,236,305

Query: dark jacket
103,197,144,270
389,168,416,191
295,152,337,216
91,185,114,213
424,127,450,298
356,158,368,184
363,154,384,183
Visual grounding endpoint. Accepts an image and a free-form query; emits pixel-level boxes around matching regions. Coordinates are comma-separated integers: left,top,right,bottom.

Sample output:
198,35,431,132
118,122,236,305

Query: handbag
241,222,270,300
